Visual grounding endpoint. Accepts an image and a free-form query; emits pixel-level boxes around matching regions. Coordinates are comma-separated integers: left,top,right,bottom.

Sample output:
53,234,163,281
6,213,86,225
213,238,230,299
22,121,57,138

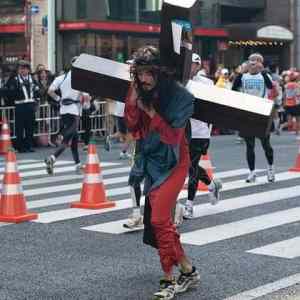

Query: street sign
31,5,40,15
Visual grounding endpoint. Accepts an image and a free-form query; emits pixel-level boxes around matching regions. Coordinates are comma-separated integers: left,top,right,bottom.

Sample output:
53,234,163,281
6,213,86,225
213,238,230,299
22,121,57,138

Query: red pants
149,142,189,274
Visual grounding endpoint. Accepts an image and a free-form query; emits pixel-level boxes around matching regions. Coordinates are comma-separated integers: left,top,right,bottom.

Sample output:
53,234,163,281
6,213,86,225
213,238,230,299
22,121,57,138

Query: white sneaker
267,167,275,182
246,172,257,183
174,203,184,227
123,215,143,229
208,179,222,205
183,205,193,219
44,155,55,175
119,151,131,160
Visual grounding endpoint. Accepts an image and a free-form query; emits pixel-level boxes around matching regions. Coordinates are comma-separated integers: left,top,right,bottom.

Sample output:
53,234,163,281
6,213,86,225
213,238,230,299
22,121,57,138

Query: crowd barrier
0,101,108,139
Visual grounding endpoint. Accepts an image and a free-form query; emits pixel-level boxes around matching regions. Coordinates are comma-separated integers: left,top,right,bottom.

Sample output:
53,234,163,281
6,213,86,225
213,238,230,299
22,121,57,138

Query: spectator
5,60,40,153
36,69,56,147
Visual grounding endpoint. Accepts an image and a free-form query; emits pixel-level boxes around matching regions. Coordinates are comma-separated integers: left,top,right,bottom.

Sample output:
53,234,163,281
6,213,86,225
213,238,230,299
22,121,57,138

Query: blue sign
31,5,40,14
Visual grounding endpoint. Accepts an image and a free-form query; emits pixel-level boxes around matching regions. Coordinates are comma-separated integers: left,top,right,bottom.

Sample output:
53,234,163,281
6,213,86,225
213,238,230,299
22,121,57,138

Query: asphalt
0,132,299,300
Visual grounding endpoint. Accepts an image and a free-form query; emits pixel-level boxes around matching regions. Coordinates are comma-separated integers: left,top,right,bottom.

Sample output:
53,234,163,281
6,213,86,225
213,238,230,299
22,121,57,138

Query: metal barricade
0,101,109,139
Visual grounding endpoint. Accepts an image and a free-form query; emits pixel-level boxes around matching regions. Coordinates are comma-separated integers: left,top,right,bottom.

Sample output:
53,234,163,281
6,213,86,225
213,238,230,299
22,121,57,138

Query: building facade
0,0,297,74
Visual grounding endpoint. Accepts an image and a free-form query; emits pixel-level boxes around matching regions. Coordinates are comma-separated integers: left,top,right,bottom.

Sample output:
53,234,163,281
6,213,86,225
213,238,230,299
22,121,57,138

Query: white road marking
81,185,300,234
181,207,300,246
82,220,144,234
32,171,300,223
247,237,300,259
224,273,300,300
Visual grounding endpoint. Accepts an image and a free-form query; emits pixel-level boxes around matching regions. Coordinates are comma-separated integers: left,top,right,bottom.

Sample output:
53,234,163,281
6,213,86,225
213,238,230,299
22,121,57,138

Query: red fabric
149,138,190,274
124,88,185,145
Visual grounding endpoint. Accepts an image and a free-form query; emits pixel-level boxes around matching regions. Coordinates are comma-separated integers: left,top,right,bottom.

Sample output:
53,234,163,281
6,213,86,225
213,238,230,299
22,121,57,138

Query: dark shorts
189,138,210,156
285,105,300,117
116,116,128,134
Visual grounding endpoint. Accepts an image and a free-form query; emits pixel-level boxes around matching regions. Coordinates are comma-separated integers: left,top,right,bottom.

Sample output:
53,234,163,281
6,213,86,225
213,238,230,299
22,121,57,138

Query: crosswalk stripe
0,160,119,173
23,170,300,201
20,168,251,191
180,207,300,246
0,160,73,172
21,167,131,186
10,165,130,179
81,185,300,234
22,168,249,207
82,220,144,234
247,237,300,259
24,167,253,202
32,171,300,224
224,273,300,300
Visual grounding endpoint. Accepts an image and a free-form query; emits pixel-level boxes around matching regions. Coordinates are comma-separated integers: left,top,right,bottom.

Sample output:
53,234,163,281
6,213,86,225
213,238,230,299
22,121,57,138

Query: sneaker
104,135,111,152
246,172,256,183
267,167,275,182
175,266,200,294
183,205,193,219
75,163,85,175
208,179,222,205
123,215,143,229
119,151,131,160
153,279,176,300
44,156,55,175
174,203,184,227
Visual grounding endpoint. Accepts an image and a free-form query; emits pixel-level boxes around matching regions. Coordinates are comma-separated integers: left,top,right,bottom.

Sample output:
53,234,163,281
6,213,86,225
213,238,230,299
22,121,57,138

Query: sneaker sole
175,276,201,294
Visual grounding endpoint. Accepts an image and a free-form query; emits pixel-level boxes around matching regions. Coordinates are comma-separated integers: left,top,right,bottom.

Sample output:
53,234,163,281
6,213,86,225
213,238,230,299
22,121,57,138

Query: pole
25,0,32,61
48,0,56,73
135,0,140,23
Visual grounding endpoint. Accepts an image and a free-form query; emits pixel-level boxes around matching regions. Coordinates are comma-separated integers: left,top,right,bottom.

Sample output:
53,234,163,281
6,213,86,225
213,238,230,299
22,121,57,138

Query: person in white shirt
45,56,90,175
232,53,275,183
178,54,222,221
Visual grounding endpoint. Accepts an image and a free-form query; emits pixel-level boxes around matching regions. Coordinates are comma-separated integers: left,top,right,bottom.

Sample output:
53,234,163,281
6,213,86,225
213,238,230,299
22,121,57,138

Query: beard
136,76,158,108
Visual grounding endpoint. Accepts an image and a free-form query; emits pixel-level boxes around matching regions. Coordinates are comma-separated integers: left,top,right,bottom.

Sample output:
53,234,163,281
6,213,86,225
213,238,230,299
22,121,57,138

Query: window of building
77,0,87,19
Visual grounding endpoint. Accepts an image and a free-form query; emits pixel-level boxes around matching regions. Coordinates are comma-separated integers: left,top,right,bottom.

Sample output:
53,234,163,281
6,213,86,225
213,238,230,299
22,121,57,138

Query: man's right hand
127,83,139,105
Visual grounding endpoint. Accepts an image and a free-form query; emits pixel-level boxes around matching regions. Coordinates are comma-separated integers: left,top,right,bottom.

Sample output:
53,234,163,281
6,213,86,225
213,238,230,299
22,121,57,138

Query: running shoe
267,167,275,182
183,205,193,219
123,215,143,229
208,179,222,205
246,172,257,183
44,155,55,175
153,279,176,300
175,266,200,294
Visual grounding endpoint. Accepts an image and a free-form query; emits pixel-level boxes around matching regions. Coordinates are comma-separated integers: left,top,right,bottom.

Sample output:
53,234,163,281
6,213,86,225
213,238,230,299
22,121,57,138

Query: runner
182,53,222,220
232,53,275,183
45,57,91,175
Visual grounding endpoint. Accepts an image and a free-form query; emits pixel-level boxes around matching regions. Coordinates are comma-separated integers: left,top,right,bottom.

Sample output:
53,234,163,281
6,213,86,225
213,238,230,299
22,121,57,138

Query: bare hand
127,83,139,105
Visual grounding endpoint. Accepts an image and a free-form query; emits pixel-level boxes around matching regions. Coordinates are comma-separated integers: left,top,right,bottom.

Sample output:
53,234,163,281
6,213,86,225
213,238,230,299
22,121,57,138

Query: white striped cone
0,150,38,222
71,143,115,209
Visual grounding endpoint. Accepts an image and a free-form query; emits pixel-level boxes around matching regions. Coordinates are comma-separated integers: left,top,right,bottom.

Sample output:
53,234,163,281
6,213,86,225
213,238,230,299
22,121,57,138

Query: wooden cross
71,0,274,137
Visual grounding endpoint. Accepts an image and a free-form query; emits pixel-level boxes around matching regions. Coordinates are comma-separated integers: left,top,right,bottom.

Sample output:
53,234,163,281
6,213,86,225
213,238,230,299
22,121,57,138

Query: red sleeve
150,114,184,145
124,87,148,138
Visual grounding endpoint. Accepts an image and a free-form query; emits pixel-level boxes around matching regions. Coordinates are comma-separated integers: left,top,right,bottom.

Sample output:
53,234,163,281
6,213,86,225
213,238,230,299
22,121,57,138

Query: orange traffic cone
71,142,115,209
0,118,12,155
289,143,300,172
197,153,214,191
0,150,38,223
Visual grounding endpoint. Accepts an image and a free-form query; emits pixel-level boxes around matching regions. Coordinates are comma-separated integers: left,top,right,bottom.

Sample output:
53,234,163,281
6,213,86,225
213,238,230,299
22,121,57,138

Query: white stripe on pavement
82,220,144,234
247,237,300,259
22,168,254,199
81,185,300,234
32,171,300,224
32,201,131,223
23,167,258,210
224,273,300,300
0,160,74,172
14,164,129,179
181,207,300,246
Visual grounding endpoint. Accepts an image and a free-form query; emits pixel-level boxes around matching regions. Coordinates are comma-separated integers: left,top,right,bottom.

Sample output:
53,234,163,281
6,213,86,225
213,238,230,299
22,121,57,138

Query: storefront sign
257,26,293,41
